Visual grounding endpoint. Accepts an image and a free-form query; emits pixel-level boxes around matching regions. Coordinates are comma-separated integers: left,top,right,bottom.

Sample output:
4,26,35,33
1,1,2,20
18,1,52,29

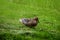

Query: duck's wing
19,18,30,24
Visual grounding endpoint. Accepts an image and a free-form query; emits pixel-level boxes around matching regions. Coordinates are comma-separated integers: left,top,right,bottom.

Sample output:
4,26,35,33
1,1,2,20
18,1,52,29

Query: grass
0,0,60,40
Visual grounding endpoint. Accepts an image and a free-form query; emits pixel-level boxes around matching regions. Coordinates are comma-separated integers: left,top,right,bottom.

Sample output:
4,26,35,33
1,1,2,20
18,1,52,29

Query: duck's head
33,17,39,23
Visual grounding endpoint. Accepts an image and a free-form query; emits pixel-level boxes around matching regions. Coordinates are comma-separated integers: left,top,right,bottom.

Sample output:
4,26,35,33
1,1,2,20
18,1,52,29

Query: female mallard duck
19,17,39,28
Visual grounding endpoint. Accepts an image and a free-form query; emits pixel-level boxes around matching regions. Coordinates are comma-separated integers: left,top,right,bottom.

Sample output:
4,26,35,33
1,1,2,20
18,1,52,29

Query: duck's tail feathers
19,19,22,23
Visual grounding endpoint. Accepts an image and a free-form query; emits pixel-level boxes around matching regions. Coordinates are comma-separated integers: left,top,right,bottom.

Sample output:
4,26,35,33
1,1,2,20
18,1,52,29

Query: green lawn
0,0,60,40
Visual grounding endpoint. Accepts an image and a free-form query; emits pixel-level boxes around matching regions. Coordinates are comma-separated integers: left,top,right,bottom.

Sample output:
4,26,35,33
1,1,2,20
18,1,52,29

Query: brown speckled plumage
19,17,39,28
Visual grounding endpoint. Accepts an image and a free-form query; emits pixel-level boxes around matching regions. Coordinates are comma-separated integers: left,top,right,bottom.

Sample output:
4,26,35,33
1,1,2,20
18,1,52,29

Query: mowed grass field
0,0,60,40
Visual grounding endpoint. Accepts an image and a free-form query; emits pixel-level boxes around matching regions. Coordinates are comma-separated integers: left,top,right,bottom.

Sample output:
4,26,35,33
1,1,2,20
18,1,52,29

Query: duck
19,17,39,28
